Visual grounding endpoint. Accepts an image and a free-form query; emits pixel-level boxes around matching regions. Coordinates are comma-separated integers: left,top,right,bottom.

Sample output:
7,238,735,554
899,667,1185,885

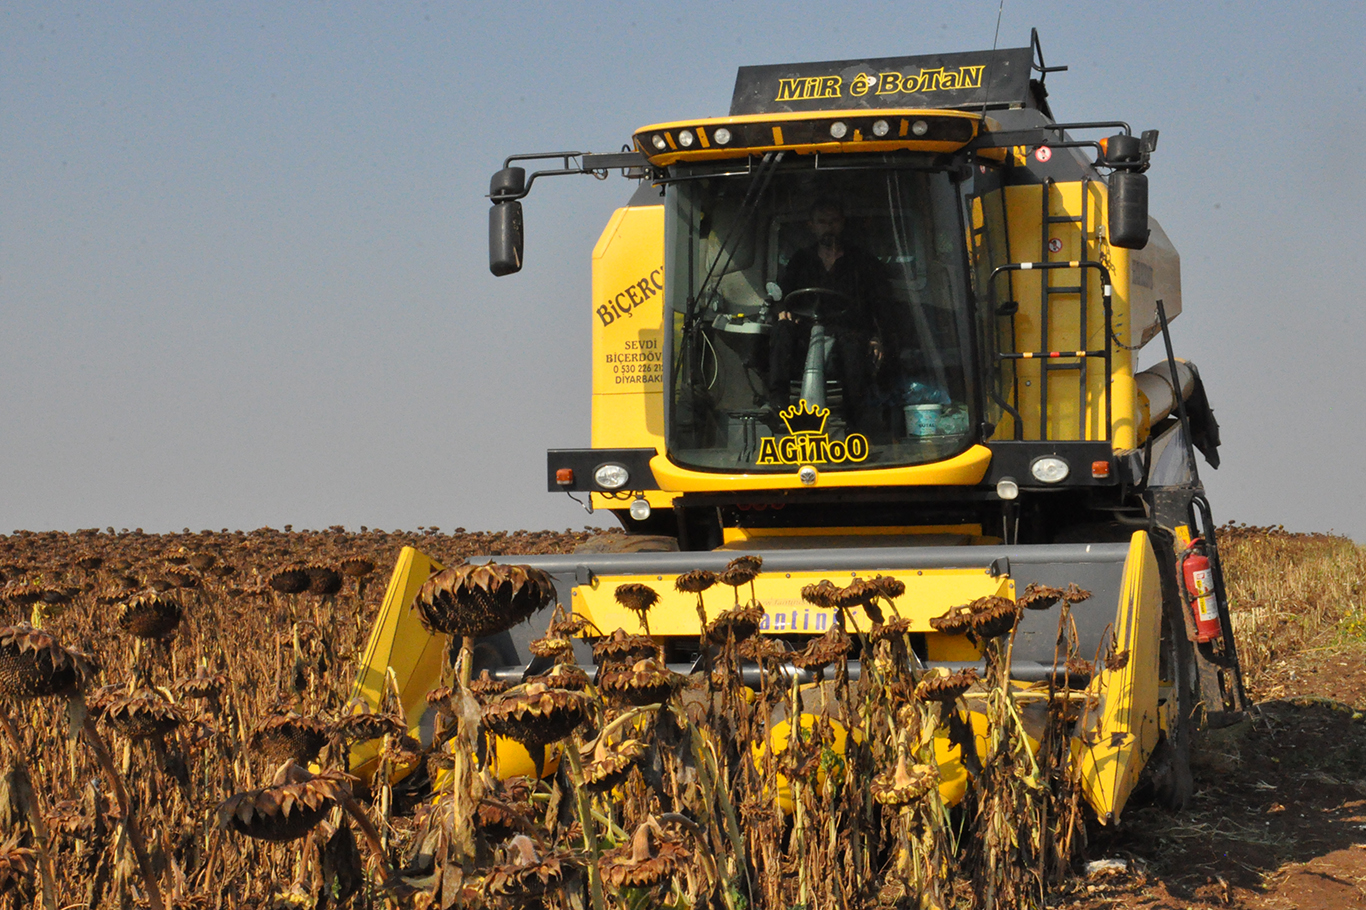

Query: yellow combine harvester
355,33,1245,828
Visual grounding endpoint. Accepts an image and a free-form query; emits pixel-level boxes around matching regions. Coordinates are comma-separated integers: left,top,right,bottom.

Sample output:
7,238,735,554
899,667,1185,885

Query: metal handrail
987,259,1114,441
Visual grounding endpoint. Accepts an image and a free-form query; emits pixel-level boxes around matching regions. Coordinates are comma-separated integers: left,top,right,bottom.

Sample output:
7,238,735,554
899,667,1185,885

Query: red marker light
556,468,575,485
1091,461,1111,479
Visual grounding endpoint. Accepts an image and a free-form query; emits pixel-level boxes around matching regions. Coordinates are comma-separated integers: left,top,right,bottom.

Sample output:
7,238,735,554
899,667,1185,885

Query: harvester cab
354,33,1246,829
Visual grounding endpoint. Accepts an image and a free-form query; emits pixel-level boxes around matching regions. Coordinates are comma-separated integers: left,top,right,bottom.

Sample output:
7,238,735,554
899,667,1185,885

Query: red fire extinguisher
1182,538,1223,643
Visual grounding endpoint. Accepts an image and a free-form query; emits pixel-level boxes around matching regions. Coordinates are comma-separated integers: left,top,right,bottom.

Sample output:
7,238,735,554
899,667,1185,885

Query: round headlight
678,130,695,148
872,119,890,137
1030,456,1070,484
829,121,848,139
911,119,929,137
651,134,667,150
713,127,732,145
594,463,630,490
629,498,652,521
996,478,1020,500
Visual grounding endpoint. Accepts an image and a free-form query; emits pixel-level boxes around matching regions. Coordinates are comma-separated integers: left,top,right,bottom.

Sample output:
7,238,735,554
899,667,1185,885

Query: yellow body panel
753,714,860,812
572,568,1012,637
649,445,993,493
996,181,1138,449
1074,531,1164,823
588,203,674,512
348,547,447,775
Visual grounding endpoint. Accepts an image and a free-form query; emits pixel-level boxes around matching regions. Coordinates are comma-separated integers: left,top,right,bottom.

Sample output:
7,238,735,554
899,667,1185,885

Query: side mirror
489,201,524,276
488,166,527,276
490,166,526,199
1108,170,1149,250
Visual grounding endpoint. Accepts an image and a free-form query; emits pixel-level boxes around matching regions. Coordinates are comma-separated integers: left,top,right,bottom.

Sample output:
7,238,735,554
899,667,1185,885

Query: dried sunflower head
115,592,184,641
600,818,692,890
483,835,577,904
718,554,762,588
482,682,588,748
334,710,406,745
338,557,375,578
163,569,200,590
869,574,906,600
614,583,660,615
914,667,979,704
0,624,95,699
0,838,36,895
674,570,717,594
527,636,573,661
413,562,556,638
249,713,330,765
598,657,683,707
218,762,352,842
477,796,538,845
527,663,590,692
467,672,509,702
98,688,184,740
704,603,765,646
1063,583,1092,604
801,579,840,609
548,613,594,638
267,566,311,595
833,578,884,623
737,635,790,665
186,552,216,571
1017,582,1064,611
1104,648,1130,672
581,738,649,792
44,800,93,848
592,629,659,666
929,604,975,638
1062,655,1095,687
966,596,1022,641
868,617,912,645
303,565,343,596
173,665,227,702
1,583,43,607
871,755,939,808
789,627,851,673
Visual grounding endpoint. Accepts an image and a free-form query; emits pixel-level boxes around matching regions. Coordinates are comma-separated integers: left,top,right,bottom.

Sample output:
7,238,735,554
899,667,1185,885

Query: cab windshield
665,155,977,473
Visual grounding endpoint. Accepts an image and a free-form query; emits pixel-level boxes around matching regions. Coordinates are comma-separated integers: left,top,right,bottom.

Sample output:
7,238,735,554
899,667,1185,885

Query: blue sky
3,2,1364,537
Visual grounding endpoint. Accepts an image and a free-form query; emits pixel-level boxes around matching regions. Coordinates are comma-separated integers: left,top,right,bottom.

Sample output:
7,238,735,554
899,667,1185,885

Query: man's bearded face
810,208,845,249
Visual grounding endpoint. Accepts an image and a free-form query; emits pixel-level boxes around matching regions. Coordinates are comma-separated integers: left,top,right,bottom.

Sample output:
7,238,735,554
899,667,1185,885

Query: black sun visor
731,47,1034,116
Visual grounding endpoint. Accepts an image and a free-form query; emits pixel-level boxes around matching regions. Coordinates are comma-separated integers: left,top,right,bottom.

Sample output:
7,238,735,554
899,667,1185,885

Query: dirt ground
1056,645,1366,909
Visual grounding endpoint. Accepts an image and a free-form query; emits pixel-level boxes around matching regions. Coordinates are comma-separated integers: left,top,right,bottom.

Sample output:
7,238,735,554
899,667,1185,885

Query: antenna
976,0,1007,111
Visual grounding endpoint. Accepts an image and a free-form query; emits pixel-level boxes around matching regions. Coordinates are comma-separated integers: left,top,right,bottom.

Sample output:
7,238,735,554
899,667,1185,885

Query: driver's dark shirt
778,244,889,335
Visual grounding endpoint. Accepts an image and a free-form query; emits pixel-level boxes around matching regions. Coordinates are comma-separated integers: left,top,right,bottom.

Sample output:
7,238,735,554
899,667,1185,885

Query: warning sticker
1047,237,1063,253
1034,145,1052,163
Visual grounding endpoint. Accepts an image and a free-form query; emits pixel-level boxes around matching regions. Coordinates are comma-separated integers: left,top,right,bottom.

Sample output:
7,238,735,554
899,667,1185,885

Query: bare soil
1059,645,1366,909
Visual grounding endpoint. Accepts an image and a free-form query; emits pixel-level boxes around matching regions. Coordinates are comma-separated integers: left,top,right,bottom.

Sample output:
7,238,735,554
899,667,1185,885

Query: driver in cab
767,197,891,434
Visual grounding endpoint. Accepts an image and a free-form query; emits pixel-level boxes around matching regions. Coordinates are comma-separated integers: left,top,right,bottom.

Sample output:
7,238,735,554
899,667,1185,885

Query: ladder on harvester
988,176,1114,442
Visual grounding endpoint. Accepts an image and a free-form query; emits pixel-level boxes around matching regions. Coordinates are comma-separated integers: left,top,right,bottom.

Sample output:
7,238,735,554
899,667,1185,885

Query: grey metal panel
1008,559,1129,664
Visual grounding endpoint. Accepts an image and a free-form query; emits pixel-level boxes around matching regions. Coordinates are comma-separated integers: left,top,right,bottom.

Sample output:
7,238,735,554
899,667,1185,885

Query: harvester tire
1149,541,1197,811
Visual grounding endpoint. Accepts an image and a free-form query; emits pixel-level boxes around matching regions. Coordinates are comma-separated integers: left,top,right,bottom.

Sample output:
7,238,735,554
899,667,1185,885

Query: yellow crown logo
779,400,829,435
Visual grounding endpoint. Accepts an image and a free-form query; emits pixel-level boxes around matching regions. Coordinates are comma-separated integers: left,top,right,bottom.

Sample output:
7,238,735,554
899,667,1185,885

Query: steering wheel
779,287,856,323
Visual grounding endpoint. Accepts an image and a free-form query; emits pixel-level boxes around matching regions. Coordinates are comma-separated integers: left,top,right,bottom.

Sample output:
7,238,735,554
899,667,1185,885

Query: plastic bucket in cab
905,404,942,437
